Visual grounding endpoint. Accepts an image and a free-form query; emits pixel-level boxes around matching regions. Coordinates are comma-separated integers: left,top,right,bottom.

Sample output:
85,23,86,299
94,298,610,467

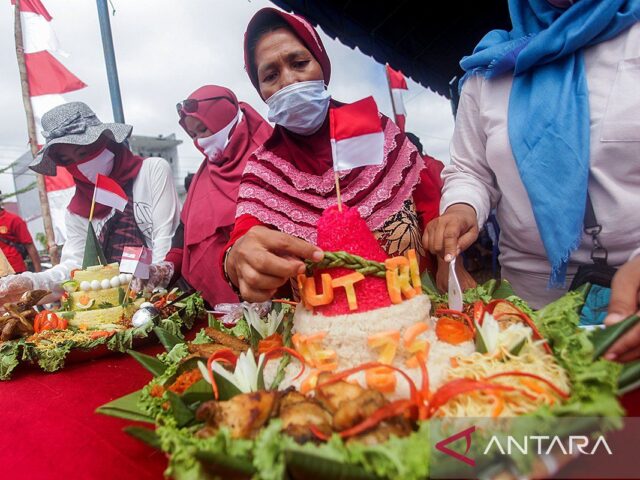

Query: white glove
131,261,175,294
0,275,35,306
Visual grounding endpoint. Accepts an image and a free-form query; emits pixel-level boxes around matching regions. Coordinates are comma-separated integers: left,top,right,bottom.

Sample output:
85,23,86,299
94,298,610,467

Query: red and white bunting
385,64,408,131
94,174,128,213
330,96,384,172
13,0,86,242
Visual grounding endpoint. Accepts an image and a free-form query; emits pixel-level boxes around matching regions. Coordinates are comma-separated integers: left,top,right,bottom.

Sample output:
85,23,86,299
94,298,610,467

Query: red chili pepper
473,301,485,325
89,330,115,339
206,349,238,400
263,346,306,380
258,333,283,356
33,311,65,333
435,308,475,334
309,424,331,441
336,399,414,439
428,378,521,416
483,371,570,399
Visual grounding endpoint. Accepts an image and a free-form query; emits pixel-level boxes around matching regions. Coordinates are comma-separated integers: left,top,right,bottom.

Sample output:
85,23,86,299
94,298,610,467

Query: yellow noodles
438,344,570,417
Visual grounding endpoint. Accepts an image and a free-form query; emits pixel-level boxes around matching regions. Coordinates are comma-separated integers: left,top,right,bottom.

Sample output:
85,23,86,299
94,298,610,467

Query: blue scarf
460,0,640,287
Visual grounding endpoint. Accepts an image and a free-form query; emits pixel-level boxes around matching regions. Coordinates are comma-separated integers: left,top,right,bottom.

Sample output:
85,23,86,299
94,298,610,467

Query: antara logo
435,426,476,466
483,435,612,456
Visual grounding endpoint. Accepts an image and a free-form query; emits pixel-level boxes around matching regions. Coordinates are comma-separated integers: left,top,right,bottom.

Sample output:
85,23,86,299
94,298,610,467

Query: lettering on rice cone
330,272,365,310
385,252,419,303
304,274,334,307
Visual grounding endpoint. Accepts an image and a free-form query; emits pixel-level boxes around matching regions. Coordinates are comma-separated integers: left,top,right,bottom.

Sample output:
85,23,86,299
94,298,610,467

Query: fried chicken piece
315,372,366,414
186,342,237,359
203,327,250,352
332,389,387,431
14,290,49,310
1,315,34,341
345,419,413,446
184,330,249,361
278,390,332,443
196,391,278,439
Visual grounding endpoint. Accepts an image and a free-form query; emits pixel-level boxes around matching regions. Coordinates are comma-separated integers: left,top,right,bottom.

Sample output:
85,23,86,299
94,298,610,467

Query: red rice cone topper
314,206,392,316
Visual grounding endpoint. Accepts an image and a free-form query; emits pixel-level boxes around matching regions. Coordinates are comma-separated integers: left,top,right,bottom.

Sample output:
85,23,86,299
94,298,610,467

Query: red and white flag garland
13,0,87,243
385,64,408,132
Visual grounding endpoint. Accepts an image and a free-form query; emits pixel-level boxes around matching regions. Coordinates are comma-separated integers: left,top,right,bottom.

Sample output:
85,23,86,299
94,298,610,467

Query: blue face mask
266,80,330,136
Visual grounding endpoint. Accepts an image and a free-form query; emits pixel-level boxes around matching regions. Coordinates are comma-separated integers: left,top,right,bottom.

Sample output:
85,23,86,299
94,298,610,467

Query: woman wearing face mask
0,101,180,303
137,85,272,306
424,0,640,361
223,8,475,302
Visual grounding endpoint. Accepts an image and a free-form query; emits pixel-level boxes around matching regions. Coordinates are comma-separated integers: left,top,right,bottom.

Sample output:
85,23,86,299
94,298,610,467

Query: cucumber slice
62,280,79,293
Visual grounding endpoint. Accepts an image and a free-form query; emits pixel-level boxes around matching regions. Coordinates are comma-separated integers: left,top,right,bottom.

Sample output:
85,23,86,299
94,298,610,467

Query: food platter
97,279,639,479
0,289,205,380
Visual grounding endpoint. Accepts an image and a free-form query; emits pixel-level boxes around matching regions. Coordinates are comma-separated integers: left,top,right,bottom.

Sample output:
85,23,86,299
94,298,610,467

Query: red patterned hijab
238,9,424,244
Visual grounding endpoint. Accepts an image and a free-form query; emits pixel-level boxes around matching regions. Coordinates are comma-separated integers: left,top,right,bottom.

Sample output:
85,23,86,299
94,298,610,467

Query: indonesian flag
13,0,86,243
330,97,384,172
94,174,127,212
385,64,408,131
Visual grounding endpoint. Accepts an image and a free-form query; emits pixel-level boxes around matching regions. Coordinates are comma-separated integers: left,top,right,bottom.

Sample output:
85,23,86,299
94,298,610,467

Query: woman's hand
604,256,640,362
435,256,478,293
131,261,175,294
424,204,479,261
0,275,34,307
227,226,324,302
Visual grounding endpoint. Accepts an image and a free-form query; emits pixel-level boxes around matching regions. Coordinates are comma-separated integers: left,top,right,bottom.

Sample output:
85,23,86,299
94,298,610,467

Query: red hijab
66,143,143,219
179,85,272,304
237,9,424,244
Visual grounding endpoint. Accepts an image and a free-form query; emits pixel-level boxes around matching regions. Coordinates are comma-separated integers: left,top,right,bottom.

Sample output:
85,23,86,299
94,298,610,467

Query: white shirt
27,157,180,292
441,23,640,309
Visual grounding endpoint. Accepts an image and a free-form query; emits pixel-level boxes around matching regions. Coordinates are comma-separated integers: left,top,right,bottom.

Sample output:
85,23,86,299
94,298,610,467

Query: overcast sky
0,0,455,196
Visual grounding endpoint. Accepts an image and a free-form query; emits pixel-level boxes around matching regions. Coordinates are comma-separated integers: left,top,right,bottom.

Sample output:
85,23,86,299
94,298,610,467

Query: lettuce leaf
534,291,623,420
0,340,22,380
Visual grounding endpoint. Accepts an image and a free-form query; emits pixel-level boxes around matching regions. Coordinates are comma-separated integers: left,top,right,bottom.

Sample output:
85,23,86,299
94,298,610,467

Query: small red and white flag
94,174,128,212
120,246,152,279
385,64,408,131
330,96,384,172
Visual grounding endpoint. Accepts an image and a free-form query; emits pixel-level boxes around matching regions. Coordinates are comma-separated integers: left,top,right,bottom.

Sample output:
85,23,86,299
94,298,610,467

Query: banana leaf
195,450,256,479
181,378,217,404
618,359,640,391
166,391,195,427
590,313,640,359
619,378,640,395
127,349,167,377
491,280,515,299
154,327,184,352
284,449,380,480
420,270,438,296
124,425,161,450
96,390,154,423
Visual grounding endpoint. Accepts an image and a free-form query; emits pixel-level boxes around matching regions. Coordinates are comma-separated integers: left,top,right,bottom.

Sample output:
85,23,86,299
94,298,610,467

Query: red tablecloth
0,345,168,480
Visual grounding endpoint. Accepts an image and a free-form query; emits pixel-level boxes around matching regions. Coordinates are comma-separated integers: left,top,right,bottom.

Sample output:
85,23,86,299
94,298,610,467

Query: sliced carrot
403,323,429,348
365,367,397,393
491,391,505,417
435,317,473,345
